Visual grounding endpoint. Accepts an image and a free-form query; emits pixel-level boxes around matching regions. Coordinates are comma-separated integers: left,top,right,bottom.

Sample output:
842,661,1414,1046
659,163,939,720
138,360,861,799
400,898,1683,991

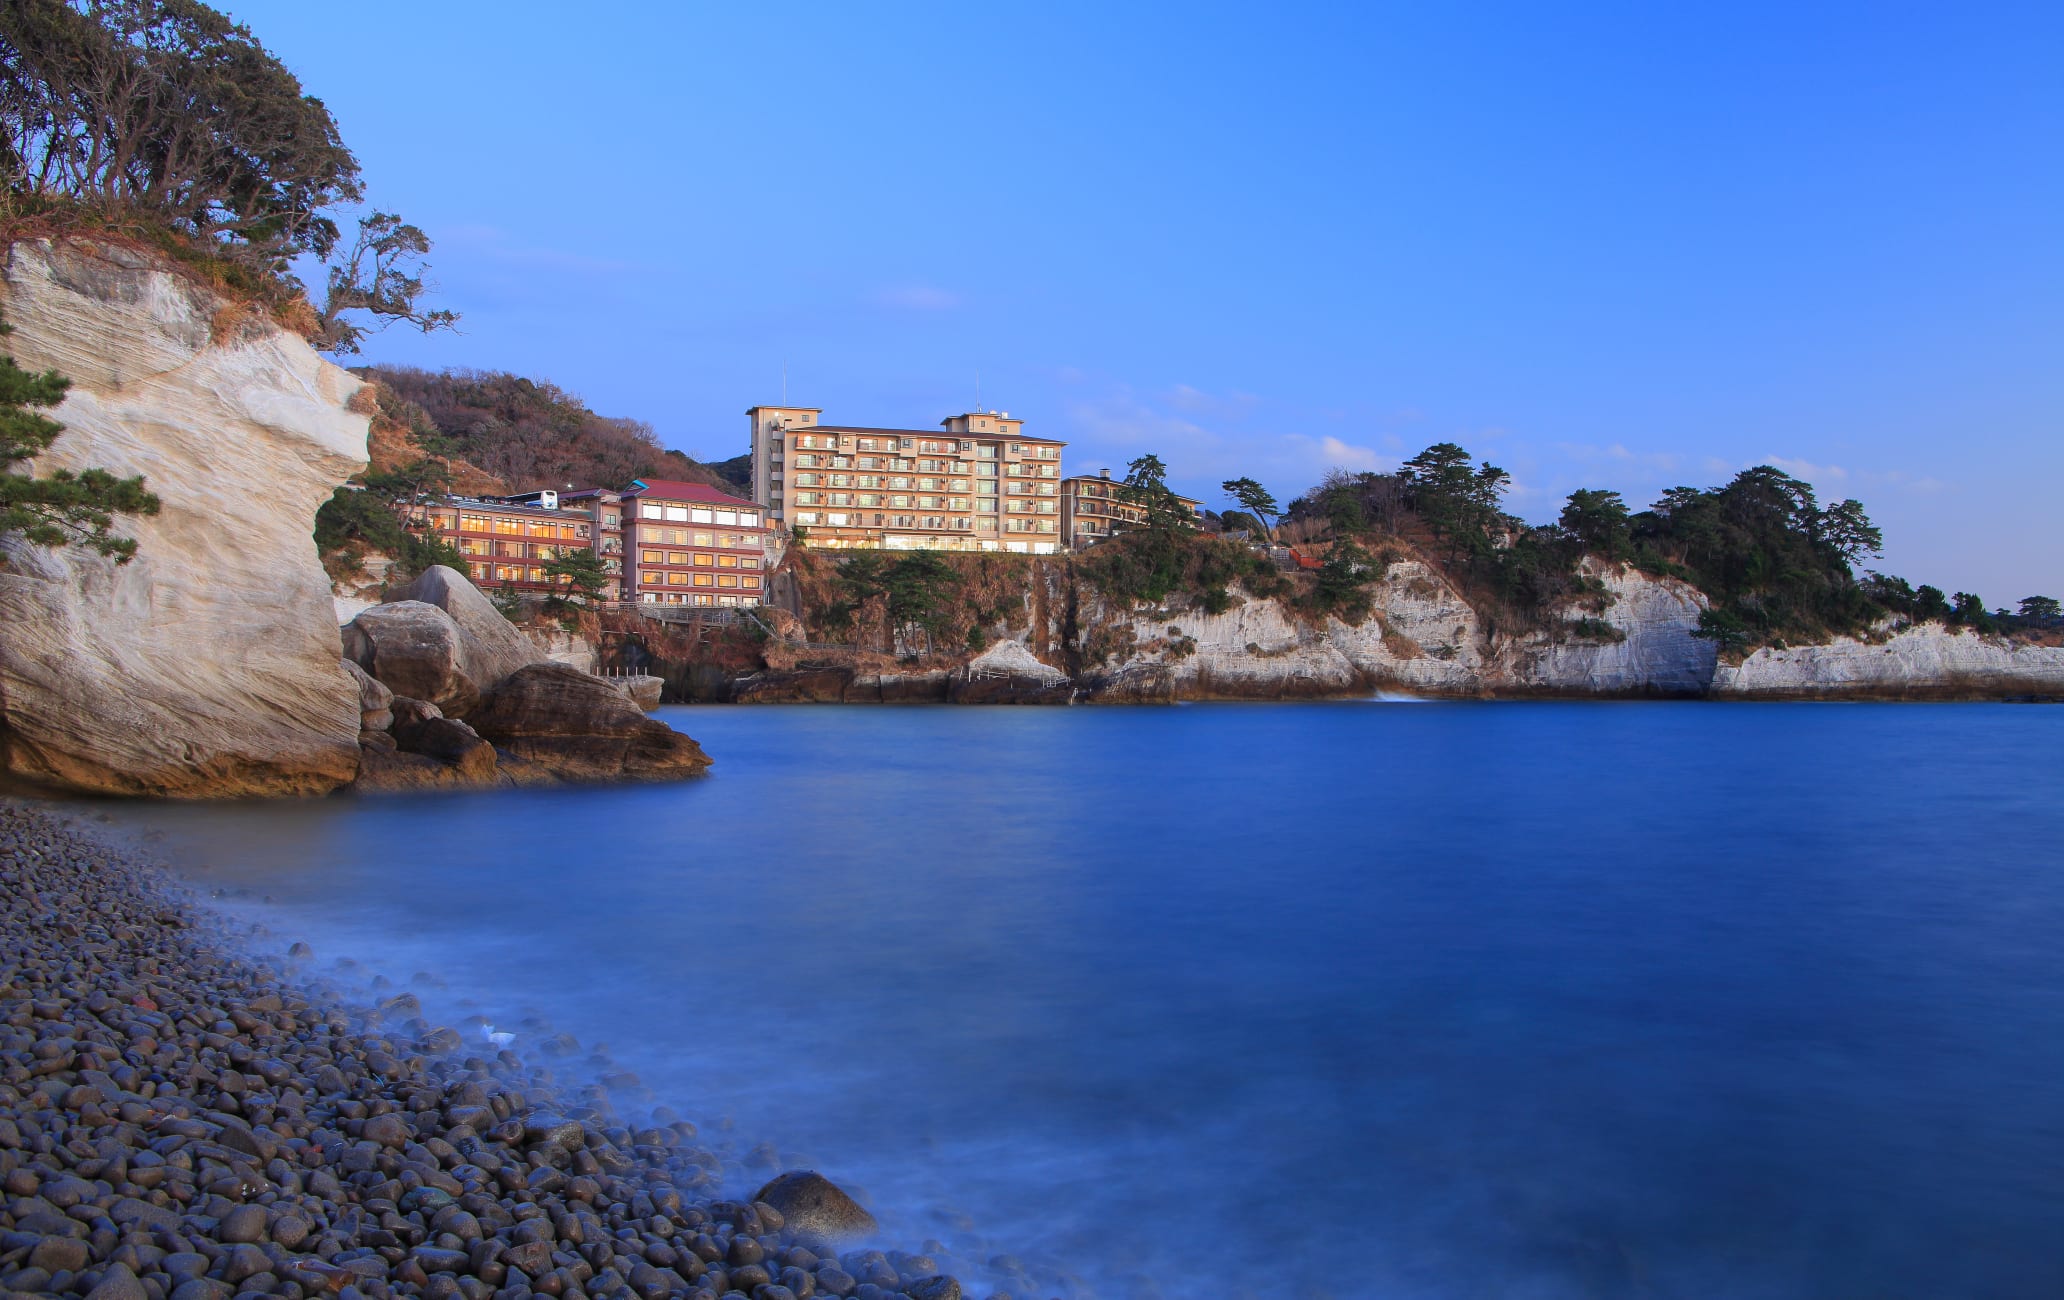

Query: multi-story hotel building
408,491,622,599
613,479,770,606
1059,469,1204,550
748,406,1065,554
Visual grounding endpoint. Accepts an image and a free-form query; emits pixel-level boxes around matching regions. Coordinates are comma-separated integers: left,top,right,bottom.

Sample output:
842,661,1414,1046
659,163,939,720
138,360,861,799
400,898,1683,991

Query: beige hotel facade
748,405,1064,554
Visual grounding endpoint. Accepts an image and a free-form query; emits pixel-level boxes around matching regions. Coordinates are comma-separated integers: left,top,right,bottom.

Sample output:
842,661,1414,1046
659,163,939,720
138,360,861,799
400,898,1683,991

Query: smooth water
113,703,2064,1299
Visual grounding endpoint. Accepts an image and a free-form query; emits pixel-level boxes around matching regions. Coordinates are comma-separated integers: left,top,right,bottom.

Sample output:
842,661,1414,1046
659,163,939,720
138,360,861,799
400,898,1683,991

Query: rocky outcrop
1713,625,2064,699
340,601,484,716
398,566,542,685
0,238,369,797
612,674,665,711
467,663,711,781
1492,560,1716,695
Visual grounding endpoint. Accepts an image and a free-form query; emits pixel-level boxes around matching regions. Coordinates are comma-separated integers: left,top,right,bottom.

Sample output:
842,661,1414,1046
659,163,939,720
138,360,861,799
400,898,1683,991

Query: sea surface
111,702,2064,1300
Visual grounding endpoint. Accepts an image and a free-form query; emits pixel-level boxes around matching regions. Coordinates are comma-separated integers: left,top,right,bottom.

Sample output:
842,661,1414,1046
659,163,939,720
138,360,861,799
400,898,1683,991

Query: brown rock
750,1170,878,1247
468,663,710,782
341,601,482,716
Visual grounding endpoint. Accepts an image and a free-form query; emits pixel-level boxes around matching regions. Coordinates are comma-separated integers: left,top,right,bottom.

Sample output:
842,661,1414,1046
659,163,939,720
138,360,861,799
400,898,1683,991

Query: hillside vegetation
358,366,746,497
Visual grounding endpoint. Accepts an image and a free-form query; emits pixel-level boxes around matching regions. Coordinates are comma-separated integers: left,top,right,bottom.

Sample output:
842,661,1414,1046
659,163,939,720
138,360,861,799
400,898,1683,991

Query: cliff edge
0,238,370,796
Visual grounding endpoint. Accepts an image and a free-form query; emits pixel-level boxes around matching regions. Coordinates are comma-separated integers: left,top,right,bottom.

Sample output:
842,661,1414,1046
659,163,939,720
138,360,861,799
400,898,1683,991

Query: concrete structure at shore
1059,469,1205,551
749,405,1065,553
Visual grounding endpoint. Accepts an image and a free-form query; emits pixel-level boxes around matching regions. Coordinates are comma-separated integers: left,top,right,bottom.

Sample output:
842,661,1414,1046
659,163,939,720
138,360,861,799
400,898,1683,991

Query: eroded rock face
468,663,710,781
1713,624,2064,698
0,239,368,797
1492,560,1716,695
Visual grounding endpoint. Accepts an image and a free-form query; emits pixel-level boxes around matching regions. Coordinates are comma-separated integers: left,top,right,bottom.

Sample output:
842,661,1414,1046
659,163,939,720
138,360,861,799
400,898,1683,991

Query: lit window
667,571,689,585
717,574,739,588
693,573,713,587
694,553,714,566
718,554,737,568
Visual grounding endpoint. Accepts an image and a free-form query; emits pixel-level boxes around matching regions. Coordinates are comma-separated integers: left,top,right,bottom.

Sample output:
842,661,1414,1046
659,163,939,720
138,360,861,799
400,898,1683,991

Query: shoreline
0,800,996,1300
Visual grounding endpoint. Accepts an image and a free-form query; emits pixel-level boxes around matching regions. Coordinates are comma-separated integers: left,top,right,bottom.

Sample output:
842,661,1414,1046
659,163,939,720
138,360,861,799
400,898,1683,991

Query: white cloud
1318,436,1387,471
1764,455,1848,483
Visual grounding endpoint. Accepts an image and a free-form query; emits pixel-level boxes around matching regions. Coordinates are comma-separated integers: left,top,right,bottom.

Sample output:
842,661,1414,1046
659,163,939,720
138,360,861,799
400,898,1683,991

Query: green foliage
543,547,609,606
1691,607,1754,655
1217,509,1266,537
1306,537,1375,623
1220,476,1279,538
1559,489,1632,557
1949,591,1994,632
1115,453,1196,537
1399,442,1511,561
1,0,360,260
1079,527,1272,614
311,458,466,580
312,486,404,556
1633,466,1884,648
831,549,961,650
2018,595,2061,622
0,314,159,562
1566,616,1626,644
317,212,458,354
359,366,723,492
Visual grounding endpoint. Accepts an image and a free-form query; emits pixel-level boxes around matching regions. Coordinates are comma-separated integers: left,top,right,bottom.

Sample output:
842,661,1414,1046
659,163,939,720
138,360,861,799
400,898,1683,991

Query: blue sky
229,1,2061,599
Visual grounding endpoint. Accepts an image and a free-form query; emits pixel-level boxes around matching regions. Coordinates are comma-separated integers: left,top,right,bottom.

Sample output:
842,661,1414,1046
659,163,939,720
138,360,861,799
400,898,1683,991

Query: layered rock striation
0,239,370,796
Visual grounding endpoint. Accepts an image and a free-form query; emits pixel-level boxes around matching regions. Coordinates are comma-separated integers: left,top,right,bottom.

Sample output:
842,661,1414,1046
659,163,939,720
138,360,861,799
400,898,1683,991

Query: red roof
621,479,761,508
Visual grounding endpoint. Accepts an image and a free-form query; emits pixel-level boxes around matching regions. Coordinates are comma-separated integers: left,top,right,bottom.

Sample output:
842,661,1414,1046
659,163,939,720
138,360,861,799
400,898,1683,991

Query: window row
638,527,754,548
637,550,761,568
636,503,761,527
644,572,761,588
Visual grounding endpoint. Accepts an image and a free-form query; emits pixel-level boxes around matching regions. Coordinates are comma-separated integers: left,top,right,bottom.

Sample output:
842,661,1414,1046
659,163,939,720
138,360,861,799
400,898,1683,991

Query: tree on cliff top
0,1,454,345
0,314,160,562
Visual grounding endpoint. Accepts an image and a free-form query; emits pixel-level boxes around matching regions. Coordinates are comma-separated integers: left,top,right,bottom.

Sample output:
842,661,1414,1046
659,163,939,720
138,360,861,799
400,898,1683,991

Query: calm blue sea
114,702,2064,1300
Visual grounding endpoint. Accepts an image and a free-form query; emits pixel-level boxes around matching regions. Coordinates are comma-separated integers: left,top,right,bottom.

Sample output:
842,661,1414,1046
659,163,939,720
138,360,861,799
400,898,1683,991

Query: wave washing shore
0,801,999,1300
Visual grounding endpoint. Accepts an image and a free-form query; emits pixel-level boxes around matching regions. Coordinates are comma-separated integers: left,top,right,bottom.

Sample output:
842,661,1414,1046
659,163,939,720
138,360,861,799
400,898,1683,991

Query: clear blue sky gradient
227,1,2062,599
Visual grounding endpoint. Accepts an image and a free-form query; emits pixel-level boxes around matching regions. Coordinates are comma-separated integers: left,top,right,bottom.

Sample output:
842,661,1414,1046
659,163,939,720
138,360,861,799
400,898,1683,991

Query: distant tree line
1269,443,2054,651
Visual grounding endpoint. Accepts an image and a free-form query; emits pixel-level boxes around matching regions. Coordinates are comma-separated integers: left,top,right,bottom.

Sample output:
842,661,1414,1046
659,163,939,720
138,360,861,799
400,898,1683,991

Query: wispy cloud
1764,455,1848,483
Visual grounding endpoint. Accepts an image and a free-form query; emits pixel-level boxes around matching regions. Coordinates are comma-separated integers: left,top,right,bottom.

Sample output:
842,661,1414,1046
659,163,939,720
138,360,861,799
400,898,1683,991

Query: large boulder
751,1171,877,1248
398,566,541,686
467,663,711,782
341,601,482,716
0,239,368,797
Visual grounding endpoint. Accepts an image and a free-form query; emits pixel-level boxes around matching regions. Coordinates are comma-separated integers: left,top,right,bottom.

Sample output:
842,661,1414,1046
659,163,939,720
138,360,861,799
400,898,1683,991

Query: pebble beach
0,801,991,1300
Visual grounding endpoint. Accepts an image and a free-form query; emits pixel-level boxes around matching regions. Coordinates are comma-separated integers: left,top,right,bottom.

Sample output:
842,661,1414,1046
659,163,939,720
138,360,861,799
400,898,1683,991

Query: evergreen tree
0,315,159,562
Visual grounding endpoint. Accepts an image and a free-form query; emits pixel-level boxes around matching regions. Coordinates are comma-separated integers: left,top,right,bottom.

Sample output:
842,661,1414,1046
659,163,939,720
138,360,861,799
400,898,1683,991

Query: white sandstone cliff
1712,624,2064,698
1082,558,1715,698
0,238,370,796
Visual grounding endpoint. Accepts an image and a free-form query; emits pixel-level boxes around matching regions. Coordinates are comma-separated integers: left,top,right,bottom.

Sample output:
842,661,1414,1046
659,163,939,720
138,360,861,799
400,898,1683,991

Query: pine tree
0,315,159,563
